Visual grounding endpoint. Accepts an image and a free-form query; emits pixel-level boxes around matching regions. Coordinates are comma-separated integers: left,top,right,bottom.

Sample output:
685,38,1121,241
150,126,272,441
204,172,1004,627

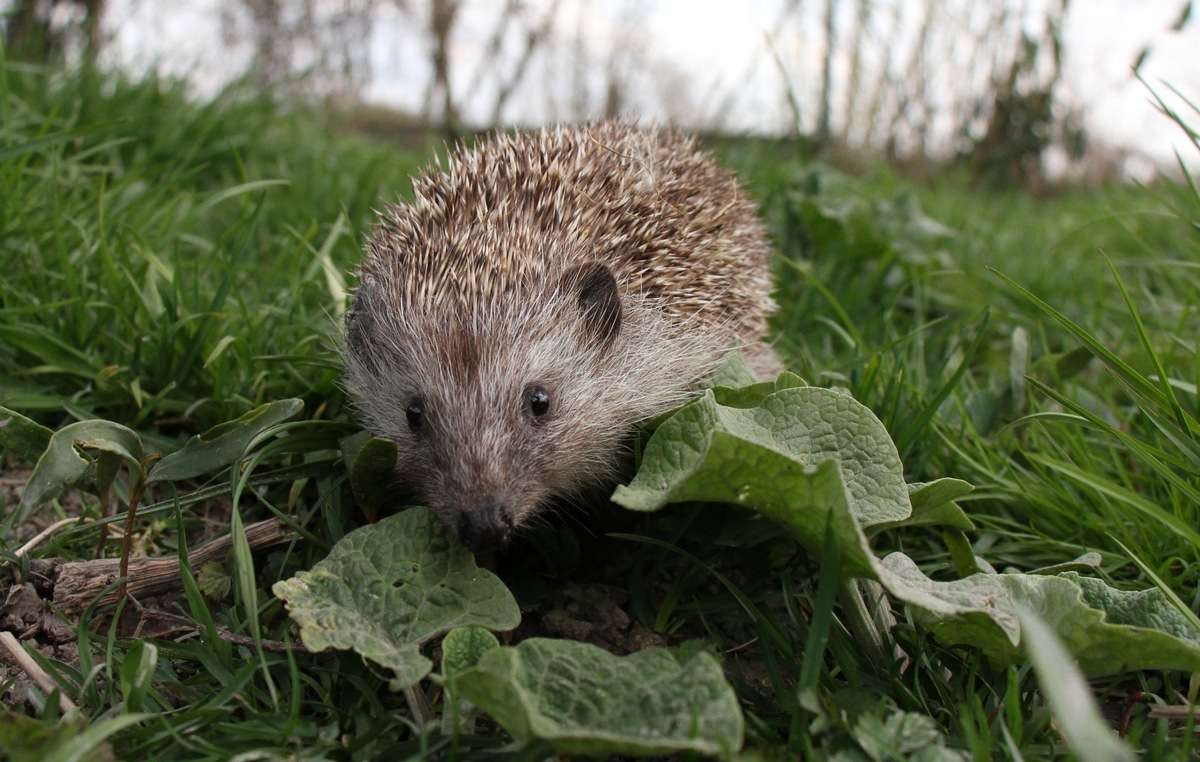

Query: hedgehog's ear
569,261,622,348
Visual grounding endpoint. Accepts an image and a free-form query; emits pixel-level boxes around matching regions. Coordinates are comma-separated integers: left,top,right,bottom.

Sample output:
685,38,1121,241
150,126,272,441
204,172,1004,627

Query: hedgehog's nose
458,505,514,552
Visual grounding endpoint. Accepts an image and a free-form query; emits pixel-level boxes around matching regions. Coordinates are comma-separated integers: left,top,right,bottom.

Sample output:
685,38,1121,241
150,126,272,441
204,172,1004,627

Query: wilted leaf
613,386,916,577
615,386,913,528
196,561,232,601
148,399,303,483
14,420,144,523
881,554,1200,676
447,638,743,759
273,508,520,689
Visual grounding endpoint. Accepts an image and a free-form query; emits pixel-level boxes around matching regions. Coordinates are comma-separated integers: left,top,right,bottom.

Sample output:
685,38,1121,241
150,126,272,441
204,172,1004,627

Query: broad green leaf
148,399,303,483
907,479,974,524
613,386,913,577
1017,609,1135,762
614,382,1200,677
615,386,912,529
440,626,500,677
711,370,808,409
705,351,758,389
0,405,53,463
851,710,968,762
339,430,373,474
868,479,975,535
1108,536,1200,632
880,554,1200,676
438,626,501,736
273,508,520,690
447,638,743,759
1029,552,1103,576
1070,573,1200,652
15,420,144,523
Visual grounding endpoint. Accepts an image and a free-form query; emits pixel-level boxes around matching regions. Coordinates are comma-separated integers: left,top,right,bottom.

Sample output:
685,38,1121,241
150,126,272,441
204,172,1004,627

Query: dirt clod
537,583,665,655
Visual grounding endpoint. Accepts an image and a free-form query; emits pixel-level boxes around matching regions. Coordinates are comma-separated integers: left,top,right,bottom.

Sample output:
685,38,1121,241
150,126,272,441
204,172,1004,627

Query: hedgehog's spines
344,120,777,549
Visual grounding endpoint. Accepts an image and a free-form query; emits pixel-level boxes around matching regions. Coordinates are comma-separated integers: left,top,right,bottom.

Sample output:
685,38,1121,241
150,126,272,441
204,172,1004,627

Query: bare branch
490,0,565,124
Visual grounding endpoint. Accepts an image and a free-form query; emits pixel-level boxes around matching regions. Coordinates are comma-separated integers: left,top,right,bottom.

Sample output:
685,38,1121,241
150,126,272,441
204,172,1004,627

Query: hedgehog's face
343,262,628,552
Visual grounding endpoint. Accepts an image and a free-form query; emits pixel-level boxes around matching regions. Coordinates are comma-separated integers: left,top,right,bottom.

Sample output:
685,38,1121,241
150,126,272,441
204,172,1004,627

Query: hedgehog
342,121,777,552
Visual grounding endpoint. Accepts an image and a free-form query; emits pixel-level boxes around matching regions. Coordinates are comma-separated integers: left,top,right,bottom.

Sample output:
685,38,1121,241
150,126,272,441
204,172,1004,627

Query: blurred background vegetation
3,0,1195,189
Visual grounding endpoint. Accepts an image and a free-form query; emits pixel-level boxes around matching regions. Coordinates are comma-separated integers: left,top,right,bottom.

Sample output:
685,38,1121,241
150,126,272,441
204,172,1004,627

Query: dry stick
118,456,159,600
52,517,296,615
724,637,759,656
0,631,77,714
1148,704,1200,721
9,517,95,581
117,481,143,601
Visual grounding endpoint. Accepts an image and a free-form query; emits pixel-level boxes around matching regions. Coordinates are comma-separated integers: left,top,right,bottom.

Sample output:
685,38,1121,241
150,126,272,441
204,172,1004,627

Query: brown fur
343,121,776,550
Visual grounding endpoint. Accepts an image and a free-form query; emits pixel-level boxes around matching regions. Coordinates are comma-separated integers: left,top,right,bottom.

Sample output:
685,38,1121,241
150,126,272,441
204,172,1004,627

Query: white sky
101,0,1199,169
643,0,1199,165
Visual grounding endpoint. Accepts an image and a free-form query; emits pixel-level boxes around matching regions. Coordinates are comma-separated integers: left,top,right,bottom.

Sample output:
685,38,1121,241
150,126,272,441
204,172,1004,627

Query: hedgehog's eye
406,399,425,431
526,386,551,420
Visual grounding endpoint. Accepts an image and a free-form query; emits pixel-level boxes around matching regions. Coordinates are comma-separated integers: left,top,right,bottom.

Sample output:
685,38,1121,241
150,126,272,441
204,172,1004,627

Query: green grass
723,138,1200,582
0,62,428,431
2,56,1199,760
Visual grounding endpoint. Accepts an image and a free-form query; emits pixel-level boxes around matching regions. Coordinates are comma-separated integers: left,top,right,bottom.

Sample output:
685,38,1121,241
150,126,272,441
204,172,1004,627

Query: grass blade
1017,608,1135,762
990,267,1170,410
1102,252,1193,435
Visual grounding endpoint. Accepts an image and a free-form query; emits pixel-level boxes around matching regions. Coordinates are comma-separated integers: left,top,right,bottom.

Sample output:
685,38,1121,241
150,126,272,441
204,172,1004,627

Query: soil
1,463,89,546
0,457,256,712
533,583,667,655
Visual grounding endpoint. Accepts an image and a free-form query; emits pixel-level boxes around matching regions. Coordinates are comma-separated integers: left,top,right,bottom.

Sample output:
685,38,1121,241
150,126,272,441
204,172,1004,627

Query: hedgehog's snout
457,503,515,553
